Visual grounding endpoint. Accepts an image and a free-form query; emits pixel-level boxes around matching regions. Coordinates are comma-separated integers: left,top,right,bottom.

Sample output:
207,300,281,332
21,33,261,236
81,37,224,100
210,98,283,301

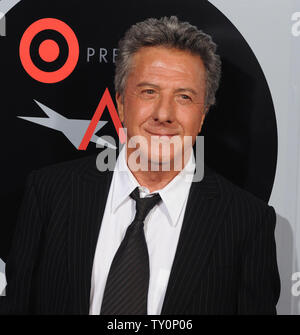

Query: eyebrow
136,82,160,89
136,82,198,96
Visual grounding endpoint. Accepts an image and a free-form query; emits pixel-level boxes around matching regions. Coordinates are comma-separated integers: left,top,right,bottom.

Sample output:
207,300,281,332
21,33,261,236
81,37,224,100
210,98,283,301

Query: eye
140,89,157,99
181,94,191,100
143,89,155,95
176,94,193,104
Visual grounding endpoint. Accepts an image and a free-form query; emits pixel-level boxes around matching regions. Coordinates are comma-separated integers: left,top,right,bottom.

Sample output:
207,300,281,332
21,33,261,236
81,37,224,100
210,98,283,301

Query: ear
116,92,124,123
198,111,206,133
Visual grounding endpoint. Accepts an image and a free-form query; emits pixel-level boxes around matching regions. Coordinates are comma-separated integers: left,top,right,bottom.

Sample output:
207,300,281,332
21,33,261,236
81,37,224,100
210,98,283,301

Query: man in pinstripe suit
0,16,280,314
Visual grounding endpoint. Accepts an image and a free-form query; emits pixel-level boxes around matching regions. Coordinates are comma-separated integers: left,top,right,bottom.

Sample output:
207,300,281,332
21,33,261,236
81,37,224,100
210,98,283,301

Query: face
116,46,207,170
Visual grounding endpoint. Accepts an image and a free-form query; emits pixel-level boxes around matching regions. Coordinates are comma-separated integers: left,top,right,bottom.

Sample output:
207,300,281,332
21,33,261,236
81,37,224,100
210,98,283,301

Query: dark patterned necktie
100,186,162,315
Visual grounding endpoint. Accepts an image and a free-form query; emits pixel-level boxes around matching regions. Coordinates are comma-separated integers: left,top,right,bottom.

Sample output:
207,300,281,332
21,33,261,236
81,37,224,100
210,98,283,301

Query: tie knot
130,187,161,222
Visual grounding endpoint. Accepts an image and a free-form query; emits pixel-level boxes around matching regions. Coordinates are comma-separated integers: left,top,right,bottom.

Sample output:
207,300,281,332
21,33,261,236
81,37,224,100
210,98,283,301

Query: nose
152,94,175,123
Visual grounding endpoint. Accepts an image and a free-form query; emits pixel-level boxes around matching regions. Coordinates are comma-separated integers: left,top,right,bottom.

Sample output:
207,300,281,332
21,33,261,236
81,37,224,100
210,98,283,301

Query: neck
126,147,192,193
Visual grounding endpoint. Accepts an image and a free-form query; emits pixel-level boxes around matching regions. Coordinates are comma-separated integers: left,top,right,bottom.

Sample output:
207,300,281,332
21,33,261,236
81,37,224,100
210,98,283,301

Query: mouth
144,128,179,139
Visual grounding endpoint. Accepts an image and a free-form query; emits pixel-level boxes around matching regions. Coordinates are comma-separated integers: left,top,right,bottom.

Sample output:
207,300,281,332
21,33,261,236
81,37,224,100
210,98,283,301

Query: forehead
127,46,206,87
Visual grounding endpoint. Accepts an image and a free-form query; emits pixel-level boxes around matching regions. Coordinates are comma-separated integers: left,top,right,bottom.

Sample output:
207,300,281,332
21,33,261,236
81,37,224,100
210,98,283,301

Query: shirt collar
111,146,196,227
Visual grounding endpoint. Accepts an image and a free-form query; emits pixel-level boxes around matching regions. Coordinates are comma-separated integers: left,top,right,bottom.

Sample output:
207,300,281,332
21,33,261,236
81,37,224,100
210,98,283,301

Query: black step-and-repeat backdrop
0,0,277,259
1,0,282,309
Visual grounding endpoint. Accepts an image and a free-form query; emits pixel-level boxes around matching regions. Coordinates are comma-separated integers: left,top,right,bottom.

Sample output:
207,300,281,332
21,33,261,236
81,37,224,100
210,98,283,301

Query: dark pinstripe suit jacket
0,154,280,314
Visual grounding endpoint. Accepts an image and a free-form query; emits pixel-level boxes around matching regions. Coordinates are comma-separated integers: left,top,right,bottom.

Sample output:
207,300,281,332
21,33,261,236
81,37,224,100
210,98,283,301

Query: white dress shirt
89,146,195,315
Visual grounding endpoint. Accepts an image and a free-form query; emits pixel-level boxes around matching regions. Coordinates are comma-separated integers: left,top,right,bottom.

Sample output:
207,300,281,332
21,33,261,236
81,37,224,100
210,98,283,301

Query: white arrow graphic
18,100,116,149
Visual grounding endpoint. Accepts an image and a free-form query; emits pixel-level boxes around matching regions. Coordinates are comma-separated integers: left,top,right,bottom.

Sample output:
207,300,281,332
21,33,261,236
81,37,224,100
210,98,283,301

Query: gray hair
114,16,221,112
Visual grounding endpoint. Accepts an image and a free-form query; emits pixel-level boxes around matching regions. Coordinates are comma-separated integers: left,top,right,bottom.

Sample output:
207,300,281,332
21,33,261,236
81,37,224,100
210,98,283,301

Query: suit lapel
161,167,233,314
68,158,113,314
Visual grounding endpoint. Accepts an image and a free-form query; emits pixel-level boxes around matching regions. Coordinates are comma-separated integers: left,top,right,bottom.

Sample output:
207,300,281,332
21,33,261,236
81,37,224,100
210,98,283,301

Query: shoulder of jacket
207,166,274,215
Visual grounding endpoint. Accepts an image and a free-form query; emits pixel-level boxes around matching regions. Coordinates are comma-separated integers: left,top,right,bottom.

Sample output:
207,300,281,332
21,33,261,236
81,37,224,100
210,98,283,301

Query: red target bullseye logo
19,18,79,83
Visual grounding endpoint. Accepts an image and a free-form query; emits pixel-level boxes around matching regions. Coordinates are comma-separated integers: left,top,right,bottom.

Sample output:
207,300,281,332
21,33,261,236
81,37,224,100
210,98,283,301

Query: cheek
178,112,203,135
124,97,154,125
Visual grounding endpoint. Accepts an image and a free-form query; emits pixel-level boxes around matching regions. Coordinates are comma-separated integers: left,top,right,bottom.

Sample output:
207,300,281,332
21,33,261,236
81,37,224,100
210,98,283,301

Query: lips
144,128,179,137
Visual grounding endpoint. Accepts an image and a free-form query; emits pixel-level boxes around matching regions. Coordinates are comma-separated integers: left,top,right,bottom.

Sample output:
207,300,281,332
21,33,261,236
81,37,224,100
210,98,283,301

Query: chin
147,146,185,171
